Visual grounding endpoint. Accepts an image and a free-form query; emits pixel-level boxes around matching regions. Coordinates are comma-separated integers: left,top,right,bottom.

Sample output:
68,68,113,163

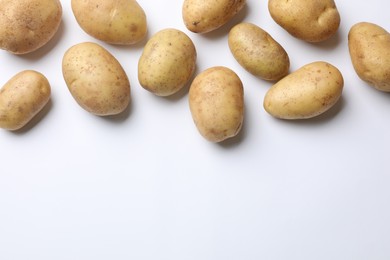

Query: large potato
182,0,246,33
228,22,289,81
264,61,343,119
0,0,62,54
189,66,244,142
71,0,147,45
138,28,197,96
0,70,51,131
268,0,340,42
62,42,130,116
348,22,390,92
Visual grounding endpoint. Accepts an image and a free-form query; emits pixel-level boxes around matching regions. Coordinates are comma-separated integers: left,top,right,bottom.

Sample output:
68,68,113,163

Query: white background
1,0,390,259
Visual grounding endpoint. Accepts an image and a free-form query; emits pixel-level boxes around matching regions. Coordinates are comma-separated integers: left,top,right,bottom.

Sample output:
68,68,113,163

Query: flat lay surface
1,1,389,259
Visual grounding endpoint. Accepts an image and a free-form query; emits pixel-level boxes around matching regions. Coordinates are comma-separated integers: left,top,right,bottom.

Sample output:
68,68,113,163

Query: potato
71,0,147,45
138,28,197,96
0,70,51,131
189,66,244,142
348,22,390,92
268,0,340,42
62,42,130,116
0,0,62,54
228,22,289,81
182,0,246,33
264,61,343,119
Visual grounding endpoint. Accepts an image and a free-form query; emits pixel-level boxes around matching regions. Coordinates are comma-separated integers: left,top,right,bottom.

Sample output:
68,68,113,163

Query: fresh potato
62,42,130,116
0,70,51,131
138,28,197,96
268,0,340,42
0,0,62,54
182,0,246,33
71,0,147,45
228,22,289,81
348,22,390,92
264,61,343,119
189,66,244,142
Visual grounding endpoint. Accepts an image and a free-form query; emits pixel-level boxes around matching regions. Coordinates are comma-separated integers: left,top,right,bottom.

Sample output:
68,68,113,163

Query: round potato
71,0,147,45
189,66,244,142
0,70,51,131
182,0,246,33
62,42,130,116
0,0,62,54
264,61,343,119
138,28,197,96
348,22,390,92
228,22,289,81
268,0,340,42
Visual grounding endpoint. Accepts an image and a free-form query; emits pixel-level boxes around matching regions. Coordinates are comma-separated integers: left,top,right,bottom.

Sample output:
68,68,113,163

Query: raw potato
138,28,197,96
71,0,147,45
182,0,246,33
268,0,340,42
0,70,51,131
0,0,62,54
264,61,343,119
62,42,130,116
189,66,244,142
228,22,289,81
348,22,390,92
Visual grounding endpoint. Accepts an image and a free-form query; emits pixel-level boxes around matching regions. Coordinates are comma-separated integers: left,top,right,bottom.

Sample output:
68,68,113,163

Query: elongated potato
264,61,343,119
268,0,340,42
183,0,246,33
0,70,51,130
0,0,62,54
71,0,147,45
62,42,130,116
348,22,390,92
189,66,244,142
228,22,289,81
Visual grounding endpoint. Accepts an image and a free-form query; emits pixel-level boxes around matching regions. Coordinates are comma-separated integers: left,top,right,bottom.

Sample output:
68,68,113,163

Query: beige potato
138,28,197,96
0,70,51,131
348,22,390,92
0,0,62,54
71,0,147,45
264,61,343,119
228,22,289,81
182,0,246,33
62,42,130,116
268,0,340,42
189,66,244,142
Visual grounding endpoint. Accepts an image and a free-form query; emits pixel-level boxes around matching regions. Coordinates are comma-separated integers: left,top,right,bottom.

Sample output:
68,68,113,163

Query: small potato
71,0,147,45
0,0,62,54
268,0,340,42
348,22,390,92
62,42,130,116
228,22,289,81
264,61,343,119
189,66,244,142
0,70,51,131
138,28,197,96
182,0,246,33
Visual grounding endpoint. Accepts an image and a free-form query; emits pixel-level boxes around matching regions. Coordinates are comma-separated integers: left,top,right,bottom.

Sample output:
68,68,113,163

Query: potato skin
0,70,51,130
228,22,289,81
268,0,340,42
348,22,390,92
189,66,244,142
138,28,197,96
264,61,343,119
0,0,62,54
62,42,130,116
71,0,147,45
182,0,246,33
